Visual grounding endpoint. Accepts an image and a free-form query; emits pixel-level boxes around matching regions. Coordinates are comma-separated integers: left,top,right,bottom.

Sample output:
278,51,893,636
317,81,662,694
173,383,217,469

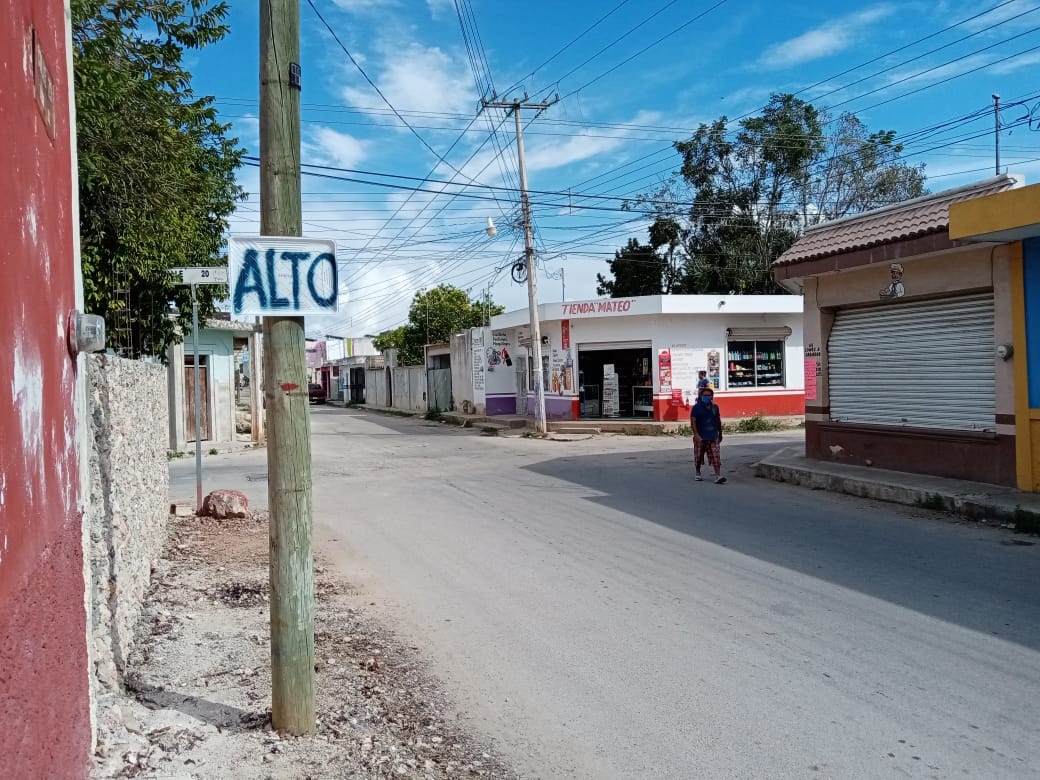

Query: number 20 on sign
228,236,338,316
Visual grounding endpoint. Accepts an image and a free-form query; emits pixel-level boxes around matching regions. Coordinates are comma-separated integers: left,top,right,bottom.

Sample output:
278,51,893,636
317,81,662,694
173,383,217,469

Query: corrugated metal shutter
828,295,995,432
577,341,651,351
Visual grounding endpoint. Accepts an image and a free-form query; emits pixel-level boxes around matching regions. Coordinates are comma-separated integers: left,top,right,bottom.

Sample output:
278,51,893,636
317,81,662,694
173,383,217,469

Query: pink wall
0,1,91,776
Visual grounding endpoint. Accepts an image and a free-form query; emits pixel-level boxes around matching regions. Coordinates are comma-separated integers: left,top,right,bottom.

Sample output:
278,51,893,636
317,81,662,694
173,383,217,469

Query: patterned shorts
694,439,721,470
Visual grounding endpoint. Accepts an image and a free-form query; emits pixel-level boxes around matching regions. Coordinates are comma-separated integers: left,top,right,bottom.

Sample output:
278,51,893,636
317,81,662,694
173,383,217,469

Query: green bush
721,415,785,434
1012,508,1040,534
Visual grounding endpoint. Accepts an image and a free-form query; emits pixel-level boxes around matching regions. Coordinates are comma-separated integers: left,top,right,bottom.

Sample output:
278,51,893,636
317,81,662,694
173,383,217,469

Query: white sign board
172,266,228,285
602,369,619,418
228,235,338,316
670,347,708,407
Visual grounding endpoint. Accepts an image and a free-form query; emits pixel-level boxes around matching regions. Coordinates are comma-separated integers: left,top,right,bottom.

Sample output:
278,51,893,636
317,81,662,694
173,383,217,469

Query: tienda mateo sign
560,298,636,316
228,236,338,316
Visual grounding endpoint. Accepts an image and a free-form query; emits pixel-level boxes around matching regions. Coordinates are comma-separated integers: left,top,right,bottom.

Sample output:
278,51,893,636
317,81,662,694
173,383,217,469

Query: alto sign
228,235,338,316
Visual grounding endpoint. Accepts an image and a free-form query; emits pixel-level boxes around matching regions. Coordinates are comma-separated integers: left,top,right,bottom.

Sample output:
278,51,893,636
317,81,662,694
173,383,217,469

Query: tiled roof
775,175,1020,266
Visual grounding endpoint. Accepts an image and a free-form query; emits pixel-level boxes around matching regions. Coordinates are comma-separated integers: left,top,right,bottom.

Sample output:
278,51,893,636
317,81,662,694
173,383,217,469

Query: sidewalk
329,401,804,437
756,446,1040,530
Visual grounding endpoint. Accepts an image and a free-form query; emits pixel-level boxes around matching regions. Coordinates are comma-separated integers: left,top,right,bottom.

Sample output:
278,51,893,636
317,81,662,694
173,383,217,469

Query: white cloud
305,126,368,169
525,110,664,174
426,0,454,17
230,113,259,154
989,50,1040,75
963,0,1038,32
758,6,893,68
341,44,475,117
331,0,398,12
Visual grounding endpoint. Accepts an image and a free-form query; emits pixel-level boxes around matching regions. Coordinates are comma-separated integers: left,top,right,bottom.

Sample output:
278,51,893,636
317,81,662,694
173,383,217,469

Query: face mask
701,396,713,404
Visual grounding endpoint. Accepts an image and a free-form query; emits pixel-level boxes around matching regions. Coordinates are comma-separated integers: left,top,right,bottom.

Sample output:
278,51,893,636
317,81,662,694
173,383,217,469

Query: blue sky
187,0,1040,337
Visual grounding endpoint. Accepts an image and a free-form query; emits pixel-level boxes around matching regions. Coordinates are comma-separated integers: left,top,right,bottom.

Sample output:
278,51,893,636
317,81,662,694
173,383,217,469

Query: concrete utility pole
993,93,1001,176
260,0,315,734
482,96,556,434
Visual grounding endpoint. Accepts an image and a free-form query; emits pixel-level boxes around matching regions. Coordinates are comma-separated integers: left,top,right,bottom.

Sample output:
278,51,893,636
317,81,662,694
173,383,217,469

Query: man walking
691,386,726,484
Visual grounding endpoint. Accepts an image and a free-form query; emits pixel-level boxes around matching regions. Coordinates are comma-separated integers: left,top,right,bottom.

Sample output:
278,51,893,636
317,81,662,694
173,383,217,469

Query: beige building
775,175,1019,486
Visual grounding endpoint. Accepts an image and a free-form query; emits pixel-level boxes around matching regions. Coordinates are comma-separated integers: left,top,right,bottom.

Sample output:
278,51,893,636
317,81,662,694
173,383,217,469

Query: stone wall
86,354,170,690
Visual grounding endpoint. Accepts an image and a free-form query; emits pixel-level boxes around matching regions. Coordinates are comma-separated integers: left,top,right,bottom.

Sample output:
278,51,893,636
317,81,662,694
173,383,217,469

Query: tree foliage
601,94,926,297
596,239,663,297
374,285,504,365
73,0,244,358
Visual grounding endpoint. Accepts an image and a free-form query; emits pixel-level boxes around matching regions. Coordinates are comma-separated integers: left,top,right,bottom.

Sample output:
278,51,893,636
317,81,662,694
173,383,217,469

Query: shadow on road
521,440,1040,653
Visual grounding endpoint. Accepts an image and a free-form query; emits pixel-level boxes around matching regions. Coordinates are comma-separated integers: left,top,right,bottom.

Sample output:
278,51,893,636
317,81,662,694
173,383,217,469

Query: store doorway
577,342,652,418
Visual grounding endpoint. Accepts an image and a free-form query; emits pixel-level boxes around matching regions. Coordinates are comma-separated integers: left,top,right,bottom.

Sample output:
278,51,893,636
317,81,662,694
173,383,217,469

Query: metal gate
348,367,365,403
828,294,995,431
427,367,452,412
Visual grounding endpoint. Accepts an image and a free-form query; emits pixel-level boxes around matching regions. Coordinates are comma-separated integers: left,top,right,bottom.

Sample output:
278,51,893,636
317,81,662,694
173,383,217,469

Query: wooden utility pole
260,0,315,734
481,95,556,434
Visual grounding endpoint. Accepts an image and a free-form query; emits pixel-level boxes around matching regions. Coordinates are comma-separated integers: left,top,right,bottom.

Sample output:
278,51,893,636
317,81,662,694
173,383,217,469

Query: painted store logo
561,299,635,316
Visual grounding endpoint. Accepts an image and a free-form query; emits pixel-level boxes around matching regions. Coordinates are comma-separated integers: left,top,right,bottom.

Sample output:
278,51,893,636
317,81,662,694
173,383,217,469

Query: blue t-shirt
691,401,722,441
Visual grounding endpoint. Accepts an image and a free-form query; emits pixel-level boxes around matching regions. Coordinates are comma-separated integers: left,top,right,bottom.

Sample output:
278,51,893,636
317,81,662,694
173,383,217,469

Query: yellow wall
950,184,1040,241
1008,241,1038,490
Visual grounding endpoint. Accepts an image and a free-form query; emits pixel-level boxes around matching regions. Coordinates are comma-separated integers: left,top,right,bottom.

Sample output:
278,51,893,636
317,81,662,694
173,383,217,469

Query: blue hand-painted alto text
232,248,337,313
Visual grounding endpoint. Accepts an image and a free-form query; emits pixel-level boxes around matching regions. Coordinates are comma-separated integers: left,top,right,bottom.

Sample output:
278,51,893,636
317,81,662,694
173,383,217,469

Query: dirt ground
92,512,520,779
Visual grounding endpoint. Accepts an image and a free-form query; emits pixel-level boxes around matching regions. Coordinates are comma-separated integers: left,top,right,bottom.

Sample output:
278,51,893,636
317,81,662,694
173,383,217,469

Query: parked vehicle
309,383,325,404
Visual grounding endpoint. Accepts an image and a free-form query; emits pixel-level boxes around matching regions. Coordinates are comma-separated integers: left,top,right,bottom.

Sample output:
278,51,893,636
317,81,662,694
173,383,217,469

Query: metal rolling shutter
828,295,995,432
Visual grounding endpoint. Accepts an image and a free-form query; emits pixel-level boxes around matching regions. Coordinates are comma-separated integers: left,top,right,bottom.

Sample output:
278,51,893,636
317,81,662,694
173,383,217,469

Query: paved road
171,408,1040,779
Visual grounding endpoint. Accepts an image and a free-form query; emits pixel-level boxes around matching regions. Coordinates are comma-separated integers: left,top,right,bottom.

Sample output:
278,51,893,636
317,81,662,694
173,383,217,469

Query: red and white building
478,294,804,421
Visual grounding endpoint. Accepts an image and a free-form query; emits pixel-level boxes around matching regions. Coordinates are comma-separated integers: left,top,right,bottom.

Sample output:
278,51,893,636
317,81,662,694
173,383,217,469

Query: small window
727,340,785,388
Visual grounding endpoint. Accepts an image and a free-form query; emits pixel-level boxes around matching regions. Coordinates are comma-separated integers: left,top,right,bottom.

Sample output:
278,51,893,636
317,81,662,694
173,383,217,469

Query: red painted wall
654,391,806,421
0,1,91,777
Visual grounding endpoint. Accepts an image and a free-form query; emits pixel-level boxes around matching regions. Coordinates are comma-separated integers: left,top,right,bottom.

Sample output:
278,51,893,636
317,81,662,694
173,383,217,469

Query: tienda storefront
483,294,804,421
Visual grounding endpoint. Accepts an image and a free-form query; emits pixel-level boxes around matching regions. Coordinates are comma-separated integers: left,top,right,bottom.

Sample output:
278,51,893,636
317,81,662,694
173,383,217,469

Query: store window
727,340,785,388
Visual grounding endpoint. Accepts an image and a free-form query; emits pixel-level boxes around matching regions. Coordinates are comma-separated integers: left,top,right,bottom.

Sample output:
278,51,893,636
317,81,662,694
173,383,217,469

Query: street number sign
172,266,228,285
227,236,338,316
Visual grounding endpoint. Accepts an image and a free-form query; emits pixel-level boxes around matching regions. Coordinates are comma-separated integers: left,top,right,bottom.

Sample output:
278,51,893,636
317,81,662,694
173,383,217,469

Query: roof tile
775,175,1020,266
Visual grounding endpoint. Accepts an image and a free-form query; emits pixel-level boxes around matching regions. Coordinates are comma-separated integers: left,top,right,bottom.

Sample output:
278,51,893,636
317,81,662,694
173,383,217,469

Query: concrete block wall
86,355,170,690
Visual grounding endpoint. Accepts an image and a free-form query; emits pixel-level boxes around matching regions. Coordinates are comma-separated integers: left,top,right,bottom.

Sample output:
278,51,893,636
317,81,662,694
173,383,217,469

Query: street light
486,217,497,237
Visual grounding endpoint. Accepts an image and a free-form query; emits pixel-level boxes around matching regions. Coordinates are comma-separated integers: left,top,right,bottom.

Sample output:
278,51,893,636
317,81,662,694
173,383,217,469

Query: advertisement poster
658,349,672,393
561,319,570,349
669,347,706,407
472,330,485,392
707,350,721,389
602,364,619,417
804,359,819,401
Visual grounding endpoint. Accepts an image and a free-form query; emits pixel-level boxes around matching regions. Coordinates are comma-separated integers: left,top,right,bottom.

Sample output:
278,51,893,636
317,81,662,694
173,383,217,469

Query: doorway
184,354,211,441
577,342,652,418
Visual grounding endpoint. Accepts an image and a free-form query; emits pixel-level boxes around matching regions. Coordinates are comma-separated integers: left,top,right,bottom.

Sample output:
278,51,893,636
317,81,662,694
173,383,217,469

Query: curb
755,448,1040,527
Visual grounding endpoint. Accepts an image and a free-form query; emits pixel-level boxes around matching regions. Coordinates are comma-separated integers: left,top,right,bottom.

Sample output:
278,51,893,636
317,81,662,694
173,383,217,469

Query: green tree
372,326,407,354
73,0,244,358
374,285,504,365
601,94,926,296
595,239,664,297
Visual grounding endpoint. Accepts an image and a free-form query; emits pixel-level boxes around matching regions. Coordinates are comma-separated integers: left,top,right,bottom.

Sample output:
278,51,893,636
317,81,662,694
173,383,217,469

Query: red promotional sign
658,349,672,392
804,358,818,401
561,319,570,349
